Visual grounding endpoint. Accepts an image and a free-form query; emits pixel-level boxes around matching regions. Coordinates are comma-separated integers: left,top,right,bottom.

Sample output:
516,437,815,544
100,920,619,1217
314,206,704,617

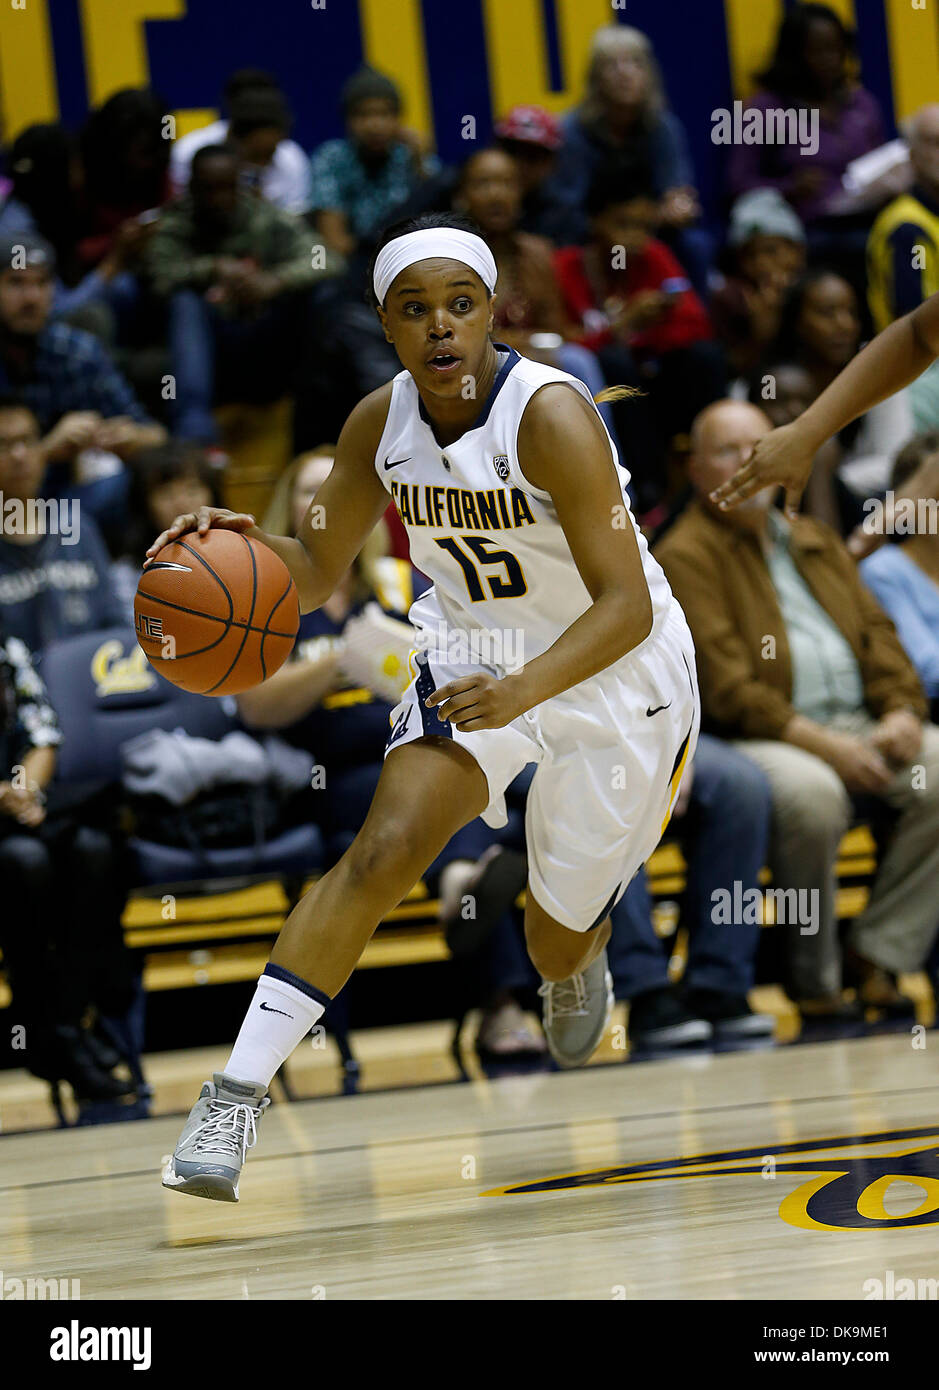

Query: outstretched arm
712,291,939,514
427,385,653,731
144,389,392,613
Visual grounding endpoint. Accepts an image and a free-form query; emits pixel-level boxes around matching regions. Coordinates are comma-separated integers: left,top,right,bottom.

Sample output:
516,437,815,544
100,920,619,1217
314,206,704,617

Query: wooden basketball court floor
1,1031,937,1300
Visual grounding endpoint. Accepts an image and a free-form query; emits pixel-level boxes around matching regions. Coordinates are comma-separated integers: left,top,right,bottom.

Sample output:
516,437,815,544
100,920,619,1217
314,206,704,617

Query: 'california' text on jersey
374,344,674,671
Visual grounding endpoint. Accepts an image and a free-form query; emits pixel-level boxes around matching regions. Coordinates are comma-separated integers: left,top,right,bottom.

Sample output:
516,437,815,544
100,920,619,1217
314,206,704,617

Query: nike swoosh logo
383,456,411,471
259,1001,293,1017
646,702,671,717
146,561,192,573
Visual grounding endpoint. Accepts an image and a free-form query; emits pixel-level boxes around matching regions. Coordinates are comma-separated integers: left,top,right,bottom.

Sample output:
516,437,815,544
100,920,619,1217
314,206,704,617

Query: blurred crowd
1,5,938,1108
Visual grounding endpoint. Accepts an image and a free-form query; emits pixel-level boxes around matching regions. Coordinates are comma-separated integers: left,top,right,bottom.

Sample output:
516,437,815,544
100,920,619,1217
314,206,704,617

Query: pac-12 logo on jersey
493,454,510,480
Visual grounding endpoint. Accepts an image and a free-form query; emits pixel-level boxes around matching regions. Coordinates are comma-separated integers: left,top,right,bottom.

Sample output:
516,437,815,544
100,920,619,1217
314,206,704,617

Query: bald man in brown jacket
655,400,939,1012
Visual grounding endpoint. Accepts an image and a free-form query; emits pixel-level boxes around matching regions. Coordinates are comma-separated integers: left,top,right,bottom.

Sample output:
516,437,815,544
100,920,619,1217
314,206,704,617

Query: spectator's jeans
169,289,311,442
608,735,772,999
733,715,939,999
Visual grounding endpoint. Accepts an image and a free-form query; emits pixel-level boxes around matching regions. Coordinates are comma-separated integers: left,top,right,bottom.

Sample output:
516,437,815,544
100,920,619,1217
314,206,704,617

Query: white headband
373,228,497,306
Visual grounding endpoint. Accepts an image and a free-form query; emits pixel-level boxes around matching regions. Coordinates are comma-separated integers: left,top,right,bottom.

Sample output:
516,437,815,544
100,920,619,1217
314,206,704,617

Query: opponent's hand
425,671,525,732
144,505,256,564
710,419,816,517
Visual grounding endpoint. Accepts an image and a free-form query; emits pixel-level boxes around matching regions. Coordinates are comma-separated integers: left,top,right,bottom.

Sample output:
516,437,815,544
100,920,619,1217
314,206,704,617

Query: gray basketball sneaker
161,1072,270,1203
538,949,614,1069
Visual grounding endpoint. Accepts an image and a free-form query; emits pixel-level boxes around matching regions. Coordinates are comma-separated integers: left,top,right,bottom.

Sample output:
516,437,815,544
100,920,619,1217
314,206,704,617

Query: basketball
134,529,299,696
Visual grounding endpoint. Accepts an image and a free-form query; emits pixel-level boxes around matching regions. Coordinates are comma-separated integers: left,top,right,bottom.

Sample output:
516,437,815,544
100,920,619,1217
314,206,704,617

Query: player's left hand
425,672,524,732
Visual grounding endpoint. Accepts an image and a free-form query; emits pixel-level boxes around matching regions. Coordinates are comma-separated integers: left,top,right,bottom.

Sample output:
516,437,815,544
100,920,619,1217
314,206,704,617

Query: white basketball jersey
374,346,674,671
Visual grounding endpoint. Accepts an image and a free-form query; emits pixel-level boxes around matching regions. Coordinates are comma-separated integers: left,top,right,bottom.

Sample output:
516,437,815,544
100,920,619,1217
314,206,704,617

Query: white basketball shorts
384,600,700,932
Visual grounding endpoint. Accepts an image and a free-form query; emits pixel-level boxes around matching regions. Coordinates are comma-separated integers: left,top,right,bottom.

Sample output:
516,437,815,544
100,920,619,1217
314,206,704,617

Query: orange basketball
134,529,300,696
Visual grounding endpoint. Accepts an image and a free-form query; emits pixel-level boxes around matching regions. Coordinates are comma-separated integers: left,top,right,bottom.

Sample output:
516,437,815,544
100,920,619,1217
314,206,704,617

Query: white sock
224,964,329,1090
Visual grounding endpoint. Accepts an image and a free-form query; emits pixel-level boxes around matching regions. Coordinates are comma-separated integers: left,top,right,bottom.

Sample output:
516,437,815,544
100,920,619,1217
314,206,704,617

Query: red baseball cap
494,105,562,152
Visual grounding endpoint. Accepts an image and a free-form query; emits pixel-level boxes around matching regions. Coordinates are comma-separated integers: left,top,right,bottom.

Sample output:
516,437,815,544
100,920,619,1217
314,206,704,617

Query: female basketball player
712,288,939,512
150,214,699,1202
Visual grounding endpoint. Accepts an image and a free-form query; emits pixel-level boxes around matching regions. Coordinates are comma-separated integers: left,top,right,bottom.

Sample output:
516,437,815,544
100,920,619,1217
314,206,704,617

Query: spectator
493,104,580,245
867,104,939,431
860,433,939,717
554,167,724,510
656,400,939,1017
169,69,312,214
453,149,615,433
111,442,224,610
747,357,815,430
0,396,124,648
548,24,711,294
78,88,171,272
0,233,166,533
309,66,440,259
0,124,145,325
240,448,542,1056
0,618,134,1099
0,124,83,289
726,4,894,293
264,441,410,563
767,270,914,528
148,144,338,443
711,189,806,377
609,735,775,1049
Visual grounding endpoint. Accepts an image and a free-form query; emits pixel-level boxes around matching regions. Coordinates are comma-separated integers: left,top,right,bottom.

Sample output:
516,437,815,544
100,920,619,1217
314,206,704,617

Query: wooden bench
0,825,880,1009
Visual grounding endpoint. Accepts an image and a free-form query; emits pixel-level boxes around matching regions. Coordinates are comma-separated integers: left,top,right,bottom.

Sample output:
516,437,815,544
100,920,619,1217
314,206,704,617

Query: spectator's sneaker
538,950,613,1069
628,987,712,1050
161,1073,269,1203
683,988,775,1040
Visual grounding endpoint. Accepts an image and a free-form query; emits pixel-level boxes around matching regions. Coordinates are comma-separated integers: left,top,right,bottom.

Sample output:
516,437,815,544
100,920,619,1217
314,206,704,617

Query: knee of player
344,821,418,883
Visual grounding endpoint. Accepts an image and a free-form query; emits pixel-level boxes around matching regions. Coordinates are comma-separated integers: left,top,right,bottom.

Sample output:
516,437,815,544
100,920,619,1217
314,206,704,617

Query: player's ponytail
594,384,644,403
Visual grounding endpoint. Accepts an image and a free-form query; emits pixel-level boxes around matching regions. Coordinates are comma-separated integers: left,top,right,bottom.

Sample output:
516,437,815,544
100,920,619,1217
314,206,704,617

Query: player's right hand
144,506,256,563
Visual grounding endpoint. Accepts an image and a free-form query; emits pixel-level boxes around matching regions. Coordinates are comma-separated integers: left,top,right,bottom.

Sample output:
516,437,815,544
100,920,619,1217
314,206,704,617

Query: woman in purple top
727,4,887,295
